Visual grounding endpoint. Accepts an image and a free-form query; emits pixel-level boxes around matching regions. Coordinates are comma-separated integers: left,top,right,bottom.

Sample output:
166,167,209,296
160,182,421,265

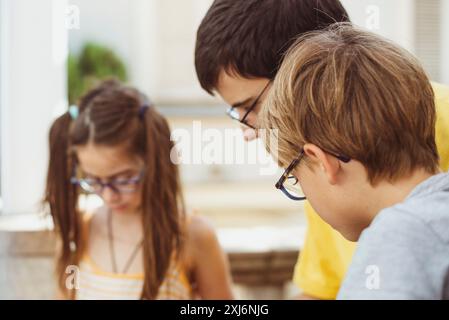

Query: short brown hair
195,0,350,94
260,23,439,184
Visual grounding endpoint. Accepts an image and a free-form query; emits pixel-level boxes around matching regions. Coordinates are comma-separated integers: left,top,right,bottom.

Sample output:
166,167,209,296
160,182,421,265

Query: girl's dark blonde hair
44,79,185,299
260,23,439,184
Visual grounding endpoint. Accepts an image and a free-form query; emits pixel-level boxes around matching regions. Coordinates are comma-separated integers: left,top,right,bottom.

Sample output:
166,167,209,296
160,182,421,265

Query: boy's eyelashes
237,101,258,112
232,104,249,112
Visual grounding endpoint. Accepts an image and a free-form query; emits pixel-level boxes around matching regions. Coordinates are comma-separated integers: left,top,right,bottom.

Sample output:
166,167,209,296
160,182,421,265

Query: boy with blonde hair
260,24,449,299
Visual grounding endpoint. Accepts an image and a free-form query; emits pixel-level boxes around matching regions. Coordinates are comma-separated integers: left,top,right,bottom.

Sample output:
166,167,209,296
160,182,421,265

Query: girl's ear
303,143,341,185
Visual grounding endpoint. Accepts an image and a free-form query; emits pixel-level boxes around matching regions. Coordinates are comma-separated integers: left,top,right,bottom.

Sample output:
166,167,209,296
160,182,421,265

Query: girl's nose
100,185,120,203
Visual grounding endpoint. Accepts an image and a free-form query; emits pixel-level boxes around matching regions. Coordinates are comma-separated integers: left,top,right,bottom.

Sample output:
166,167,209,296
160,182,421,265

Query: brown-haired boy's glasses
226,81,272,130
276,150,351,201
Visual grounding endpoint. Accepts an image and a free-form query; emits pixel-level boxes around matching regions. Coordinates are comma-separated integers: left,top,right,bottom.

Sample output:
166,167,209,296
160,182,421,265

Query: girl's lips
110,204,128,211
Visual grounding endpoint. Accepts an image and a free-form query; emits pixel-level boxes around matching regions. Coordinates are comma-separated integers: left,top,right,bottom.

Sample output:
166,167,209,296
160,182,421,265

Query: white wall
69,0,433,104
68,0,160,100
68,0,133,65
148,0,214,103
341,0,415,52
69,0,215,105
1,0,68,215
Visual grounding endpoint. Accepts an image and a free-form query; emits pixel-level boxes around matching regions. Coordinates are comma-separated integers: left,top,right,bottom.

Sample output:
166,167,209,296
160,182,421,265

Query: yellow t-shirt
292,82,449,299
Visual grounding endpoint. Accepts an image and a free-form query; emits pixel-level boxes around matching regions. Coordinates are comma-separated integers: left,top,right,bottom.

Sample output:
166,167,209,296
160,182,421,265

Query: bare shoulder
186,214,218,246
182,213,234,299
182,213,221,270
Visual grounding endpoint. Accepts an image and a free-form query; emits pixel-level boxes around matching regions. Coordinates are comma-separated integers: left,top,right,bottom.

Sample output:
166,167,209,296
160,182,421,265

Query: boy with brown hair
260,24,449,299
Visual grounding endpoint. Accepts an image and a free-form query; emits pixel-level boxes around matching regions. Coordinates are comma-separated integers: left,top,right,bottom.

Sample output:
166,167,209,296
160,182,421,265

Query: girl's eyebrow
83,169,136,180
109,169,136,179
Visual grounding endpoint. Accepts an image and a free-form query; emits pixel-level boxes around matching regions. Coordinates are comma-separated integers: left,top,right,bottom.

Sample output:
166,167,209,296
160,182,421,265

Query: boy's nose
241,127,258,141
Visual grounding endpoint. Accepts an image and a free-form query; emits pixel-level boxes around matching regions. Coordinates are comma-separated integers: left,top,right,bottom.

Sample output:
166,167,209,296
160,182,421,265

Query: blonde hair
260,23,439,184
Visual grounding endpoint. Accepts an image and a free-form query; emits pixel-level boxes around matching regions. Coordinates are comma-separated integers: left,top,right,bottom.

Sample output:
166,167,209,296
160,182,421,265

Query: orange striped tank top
76,213,194,300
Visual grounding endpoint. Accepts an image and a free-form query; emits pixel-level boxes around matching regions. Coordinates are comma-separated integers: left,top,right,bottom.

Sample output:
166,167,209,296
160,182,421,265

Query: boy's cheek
301,173,335,222
304,179,351,235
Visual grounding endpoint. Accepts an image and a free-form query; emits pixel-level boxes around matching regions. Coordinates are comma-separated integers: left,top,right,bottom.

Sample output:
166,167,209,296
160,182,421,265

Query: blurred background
0,0,448,299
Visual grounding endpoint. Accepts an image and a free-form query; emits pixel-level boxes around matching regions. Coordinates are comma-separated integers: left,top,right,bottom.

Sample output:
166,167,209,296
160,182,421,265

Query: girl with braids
44,79,233,300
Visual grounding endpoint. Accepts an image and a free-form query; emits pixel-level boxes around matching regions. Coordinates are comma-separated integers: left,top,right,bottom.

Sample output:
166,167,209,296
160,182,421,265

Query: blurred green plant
68,43,128,104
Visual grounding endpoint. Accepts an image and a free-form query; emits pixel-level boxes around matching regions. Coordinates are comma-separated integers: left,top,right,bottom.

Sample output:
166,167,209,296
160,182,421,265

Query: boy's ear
303,144,341,185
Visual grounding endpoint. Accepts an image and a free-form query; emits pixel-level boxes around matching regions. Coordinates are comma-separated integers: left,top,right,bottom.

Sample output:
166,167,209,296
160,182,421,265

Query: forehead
216,70,270,105
75,143,142,177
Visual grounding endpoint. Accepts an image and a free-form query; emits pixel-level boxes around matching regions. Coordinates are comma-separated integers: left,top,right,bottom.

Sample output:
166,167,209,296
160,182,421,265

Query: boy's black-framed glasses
276,150,351,201
226,81,272,129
